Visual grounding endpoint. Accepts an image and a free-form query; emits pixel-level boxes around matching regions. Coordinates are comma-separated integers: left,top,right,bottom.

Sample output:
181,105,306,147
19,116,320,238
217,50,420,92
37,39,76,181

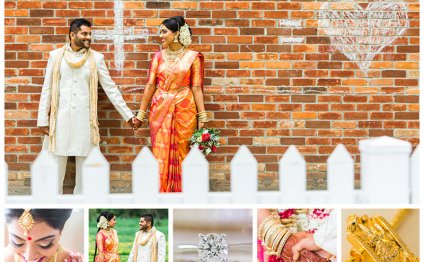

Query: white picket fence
4,136,419,204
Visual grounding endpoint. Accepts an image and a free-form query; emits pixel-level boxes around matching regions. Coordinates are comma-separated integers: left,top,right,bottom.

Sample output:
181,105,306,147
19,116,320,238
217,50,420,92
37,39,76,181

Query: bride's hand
198,121,205,129
65,252,83,262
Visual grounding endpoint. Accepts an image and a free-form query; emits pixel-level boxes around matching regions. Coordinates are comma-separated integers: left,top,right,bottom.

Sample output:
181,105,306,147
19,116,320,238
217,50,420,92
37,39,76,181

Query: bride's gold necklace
164,47,185,64
345,209,418,262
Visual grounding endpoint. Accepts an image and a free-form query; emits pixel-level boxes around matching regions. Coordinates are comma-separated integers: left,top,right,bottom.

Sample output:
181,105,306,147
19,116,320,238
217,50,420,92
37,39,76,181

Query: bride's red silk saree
147,49,204,192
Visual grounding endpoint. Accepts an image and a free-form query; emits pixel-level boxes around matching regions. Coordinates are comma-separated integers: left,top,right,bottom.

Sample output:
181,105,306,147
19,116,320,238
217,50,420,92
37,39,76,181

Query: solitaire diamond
197,233,229,262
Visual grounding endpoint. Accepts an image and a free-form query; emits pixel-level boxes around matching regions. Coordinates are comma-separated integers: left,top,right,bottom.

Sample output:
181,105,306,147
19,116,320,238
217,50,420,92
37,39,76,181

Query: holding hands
132,117,143,130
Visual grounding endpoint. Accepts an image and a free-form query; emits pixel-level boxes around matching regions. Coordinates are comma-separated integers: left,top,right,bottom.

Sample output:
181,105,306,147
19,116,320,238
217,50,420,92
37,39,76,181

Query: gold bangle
267,225,285,251
136,110,147,122
258,214,279,239
271,227,288,252
277,231,292,257
264,224,281,246
260,219,280,240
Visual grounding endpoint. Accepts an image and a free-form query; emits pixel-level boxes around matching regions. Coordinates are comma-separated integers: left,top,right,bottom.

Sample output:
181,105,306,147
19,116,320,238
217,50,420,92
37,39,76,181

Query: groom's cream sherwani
37,44,133,193
127,229,166,262
37,44,133,156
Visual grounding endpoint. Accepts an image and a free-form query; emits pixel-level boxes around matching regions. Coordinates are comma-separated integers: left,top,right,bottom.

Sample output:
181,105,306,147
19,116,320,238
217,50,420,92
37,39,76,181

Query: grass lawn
89,217,168,261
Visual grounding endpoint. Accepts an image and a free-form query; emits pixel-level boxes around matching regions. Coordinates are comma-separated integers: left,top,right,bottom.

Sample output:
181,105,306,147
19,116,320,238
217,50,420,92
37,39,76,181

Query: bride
4,209,83,262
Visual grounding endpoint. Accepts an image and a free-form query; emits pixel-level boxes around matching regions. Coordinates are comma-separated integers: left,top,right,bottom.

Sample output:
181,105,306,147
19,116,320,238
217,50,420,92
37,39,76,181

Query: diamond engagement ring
198,233,228,262
175,233,252,262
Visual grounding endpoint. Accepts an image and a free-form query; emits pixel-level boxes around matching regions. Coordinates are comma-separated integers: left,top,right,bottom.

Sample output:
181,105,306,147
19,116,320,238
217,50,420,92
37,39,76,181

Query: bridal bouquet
189,128,221,156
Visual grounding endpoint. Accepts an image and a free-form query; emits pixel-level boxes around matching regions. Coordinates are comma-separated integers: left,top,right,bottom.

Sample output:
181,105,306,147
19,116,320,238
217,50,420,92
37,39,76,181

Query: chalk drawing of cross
91,0,149,70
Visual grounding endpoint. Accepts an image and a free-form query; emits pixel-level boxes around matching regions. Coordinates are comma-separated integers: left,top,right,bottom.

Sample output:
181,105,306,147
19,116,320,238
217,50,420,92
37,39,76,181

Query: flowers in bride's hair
189,128,220,156
178,24,192,47
97,216,108,230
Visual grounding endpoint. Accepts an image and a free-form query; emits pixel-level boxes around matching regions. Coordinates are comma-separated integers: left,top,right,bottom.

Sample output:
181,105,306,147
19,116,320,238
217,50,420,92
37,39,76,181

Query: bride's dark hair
161,16,192,35
5,209,72,231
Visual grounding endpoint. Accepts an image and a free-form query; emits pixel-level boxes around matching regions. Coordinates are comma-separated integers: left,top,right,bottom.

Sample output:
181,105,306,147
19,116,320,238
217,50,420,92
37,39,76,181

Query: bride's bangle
136,110,148,122
197,111,209,123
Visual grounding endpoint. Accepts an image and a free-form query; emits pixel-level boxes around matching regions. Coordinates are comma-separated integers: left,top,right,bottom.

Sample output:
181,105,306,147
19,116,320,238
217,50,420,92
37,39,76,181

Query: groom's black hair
69,18,92,38
141,214,154,227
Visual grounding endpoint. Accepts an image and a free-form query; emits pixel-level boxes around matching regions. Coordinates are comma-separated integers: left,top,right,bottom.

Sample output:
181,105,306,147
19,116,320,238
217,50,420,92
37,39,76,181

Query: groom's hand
132,117,142,130
38,126,49,135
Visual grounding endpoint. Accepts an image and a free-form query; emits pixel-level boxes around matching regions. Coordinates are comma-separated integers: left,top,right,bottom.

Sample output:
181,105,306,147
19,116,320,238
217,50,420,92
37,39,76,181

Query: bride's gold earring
174,34,179,43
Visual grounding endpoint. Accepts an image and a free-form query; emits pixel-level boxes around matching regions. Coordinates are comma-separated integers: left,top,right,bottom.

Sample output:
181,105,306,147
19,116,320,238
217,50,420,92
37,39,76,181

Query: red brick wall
5,1,419,191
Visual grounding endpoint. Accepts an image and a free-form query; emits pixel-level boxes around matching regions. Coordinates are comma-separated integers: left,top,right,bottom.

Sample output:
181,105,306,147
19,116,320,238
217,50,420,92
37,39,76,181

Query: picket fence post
410,144,420,204
280,145,306,203
359,136,412,204
31,150,59,203
182,147,209,203
82,146,109,203
231,145,257,203
132,146,159,203
327,144,354,203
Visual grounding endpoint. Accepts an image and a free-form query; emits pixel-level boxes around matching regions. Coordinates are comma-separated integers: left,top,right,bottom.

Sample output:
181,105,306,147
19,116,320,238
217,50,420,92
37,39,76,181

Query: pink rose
279,209,295,219
211,145,217,153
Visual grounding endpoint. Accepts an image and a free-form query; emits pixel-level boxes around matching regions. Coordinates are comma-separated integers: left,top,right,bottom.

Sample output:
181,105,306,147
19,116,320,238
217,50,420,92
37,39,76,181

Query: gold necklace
345,209,418,262
164,47,185,63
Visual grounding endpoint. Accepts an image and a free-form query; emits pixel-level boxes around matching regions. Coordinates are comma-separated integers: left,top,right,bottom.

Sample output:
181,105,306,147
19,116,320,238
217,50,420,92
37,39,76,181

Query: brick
5,10,29,17
344,112,368,120
240,28,264,35
228,138,252,145
17,18,41,26
5,27,28,35
291,95,316,103
395,112,419,120
319,112,342,120
30,9,54,17
281,138,305,145
382,70,406,78
30,27,55,34
369,129,393,137
293,112,317,119
264,11,289,19
68,1,93,9
253,121,277,128
395,96,419,103
252,2,275,9
397,46,419,53
17,1,42,8
55,10,80,17
214,112,239,119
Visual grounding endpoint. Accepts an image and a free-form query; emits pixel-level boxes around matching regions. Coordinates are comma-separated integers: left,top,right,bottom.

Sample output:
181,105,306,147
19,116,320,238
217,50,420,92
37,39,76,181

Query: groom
128,214,166,262
37,18,135,194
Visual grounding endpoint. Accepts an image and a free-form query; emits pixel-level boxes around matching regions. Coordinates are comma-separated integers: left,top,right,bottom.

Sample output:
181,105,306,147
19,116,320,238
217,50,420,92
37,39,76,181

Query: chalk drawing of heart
319,1,409,70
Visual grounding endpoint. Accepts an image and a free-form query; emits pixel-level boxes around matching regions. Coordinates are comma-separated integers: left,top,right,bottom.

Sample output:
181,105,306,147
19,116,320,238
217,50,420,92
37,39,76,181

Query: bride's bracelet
258,214,292,257
136,110,148,122
197,111,209,123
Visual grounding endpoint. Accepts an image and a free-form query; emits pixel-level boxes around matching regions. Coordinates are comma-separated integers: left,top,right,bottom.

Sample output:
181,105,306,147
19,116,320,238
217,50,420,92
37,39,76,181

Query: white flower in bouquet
196,136,203,143
205,148,212,155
